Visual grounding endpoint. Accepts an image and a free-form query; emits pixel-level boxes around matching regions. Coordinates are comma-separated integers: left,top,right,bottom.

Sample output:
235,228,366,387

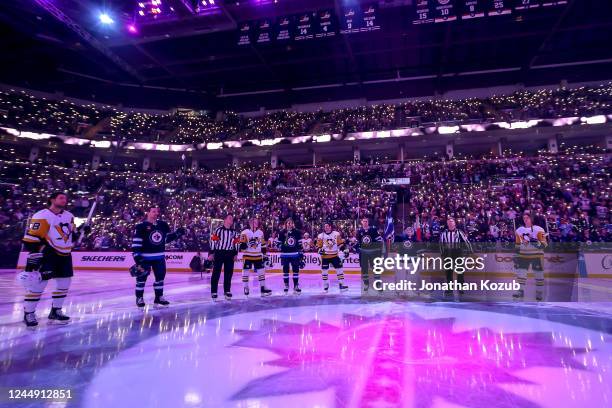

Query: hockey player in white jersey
19,192,89,327
316,222,349,293
240,218,272,297
513,213,548,301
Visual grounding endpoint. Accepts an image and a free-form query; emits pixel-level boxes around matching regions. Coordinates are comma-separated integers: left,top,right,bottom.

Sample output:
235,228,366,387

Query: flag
384,207,394,239
383,207,394,257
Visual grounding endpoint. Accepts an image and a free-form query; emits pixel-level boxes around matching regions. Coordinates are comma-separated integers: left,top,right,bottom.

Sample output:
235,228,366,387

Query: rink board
15,251,604,277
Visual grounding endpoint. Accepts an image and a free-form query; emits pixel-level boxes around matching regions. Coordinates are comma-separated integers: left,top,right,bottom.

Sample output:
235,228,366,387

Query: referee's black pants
211,250,235,294
442,250,465,285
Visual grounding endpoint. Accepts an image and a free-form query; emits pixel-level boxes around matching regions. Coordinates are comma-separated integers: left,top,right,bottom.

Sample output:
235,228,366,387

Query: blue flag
384,207,394,239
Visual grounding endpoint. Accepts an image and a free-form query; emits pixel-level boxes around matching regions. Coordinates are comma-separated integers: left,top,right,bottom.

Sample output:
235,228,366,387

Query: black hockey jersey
279,228,302,258
132,220,179,262
355,226,384,254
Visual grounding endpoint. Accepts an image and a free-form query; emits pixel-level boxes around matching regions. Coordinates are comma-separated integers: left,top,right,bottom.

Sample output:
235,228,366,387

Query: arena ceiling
1,0,612,110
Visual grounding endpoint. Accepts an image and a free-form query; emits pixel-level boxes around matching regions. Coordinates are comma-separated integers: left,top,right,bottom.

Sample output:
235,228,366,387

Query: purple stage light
127,24,138,33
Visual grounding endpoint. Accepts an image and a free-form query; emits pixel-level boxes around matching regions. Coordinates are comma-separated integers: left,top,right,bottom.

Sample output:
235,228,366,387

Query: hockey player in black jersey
279,218,303,294
131,206,185,308
355,218,384,292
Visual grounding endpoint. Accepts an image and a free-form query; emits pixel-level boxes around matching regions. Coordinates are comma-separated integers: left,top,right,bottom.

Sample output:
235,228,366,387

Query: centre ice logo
230,312,589,406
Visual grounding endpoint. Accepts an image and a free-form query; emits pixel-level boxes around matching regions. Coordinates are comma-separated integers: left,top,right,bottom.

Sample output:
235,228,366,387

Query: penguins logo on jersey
362,236,371,244
55,223,73,243
150,231,163,244
286,237,296,246
325,239,335,249
248,238,259,248
521,233,534,244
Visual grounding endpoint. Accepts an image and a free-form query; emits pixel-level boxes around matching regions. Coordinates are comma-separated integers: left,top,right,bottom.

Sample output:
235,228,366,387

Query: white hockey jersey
515,225,547,257
240,229,266,260
316,231,343,259
23,209,76,255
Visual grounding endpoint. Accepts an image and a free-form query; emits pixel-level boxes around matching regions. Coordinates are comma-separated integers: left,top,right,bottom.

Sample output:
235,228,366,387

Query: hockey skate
293,285,302,295
224,292,233,300
153,296,170,308
323,282,329,293
512,289,524,300
283,285,290,295
339,283,349,292
23,312,38,328
48,308,70,324
136,296,145,309
260,287,272,297
244,286,250,296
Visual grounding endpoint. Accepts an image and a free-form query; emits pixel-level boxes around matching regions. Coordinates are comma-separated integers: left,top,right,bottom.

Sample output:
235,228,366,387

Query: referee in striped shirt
439,217,473,295
208,214,240,300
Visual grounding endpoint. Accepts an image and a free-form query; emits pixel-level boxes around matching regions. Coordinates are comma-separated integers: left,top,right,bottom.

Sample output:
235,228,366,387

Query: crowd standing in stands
0,148,609,259
2,83,612,144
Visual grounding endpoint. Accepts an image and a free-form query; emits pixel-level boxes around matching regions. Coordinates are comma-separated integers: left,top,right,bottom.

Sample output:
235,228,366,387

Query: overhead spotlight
99,13,114,25
127,24,138,34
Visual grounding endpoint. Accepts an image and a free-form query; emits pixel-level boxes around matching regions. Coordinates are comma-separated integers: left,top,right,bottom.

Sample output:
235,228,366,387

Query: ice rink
0,270,611,408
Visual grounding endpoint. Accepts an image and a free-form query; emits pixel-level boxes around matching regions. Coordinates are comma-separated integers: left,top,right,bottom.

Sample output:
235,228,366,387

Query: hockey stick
77,133,123,245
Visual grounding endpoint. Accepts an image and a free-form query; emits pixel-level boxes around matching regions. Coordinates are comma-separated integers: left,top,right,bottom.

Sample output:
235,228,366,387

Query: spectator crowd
2,82,611,144
0,149,609,258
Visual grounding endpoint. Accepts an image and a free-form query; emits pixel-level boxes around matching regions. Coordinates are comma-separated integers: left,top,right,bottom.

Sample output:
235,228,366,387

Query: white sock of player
256,268,265,288
242,269,249,288
51,278,71,309
322,269,329,289
337,268,345,283
24,280,48,313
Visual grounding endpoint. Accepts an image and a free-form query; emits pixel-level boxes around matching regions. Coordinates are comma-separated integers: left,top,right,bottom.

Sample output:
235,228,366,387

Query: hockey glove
129,264,148,278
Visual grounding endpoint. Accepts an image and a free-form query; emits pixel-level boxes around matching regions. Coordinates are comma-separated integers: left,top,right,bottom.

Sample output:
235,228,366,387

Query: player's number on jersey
30,222,41,230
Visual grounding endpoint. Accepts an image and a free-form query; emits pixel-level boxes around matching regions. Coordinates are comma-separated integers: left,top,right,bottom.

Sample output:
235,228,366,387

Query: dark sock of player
135,280,145,298
153,280,164,298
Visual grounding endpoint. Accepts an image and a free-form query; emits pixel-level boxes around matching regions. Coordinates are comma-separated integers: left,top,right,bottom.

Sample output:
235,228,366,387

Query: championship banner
275,16,292,41
256,19,273,44
237,21,254,46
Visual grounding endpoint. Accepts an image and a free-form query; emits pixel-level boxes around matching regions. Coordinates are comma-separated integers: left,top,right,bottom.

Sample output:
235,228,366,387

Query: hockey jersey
132,220,177,261
515,225,547,258
316,231,344,259
23,209,76,255
279,228,302,258
355,226,384,254
240,228,266,260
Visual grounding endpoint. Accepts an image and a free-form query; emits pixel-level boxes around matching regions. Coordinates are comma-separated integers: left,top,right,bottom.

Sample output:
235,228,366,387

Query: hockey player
279,218,303,294
20,192,89,327
513,213,548,301
301,232,313,252
316,222,349,292
131,206,185,308
355,218,384,292
240,218,272,297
